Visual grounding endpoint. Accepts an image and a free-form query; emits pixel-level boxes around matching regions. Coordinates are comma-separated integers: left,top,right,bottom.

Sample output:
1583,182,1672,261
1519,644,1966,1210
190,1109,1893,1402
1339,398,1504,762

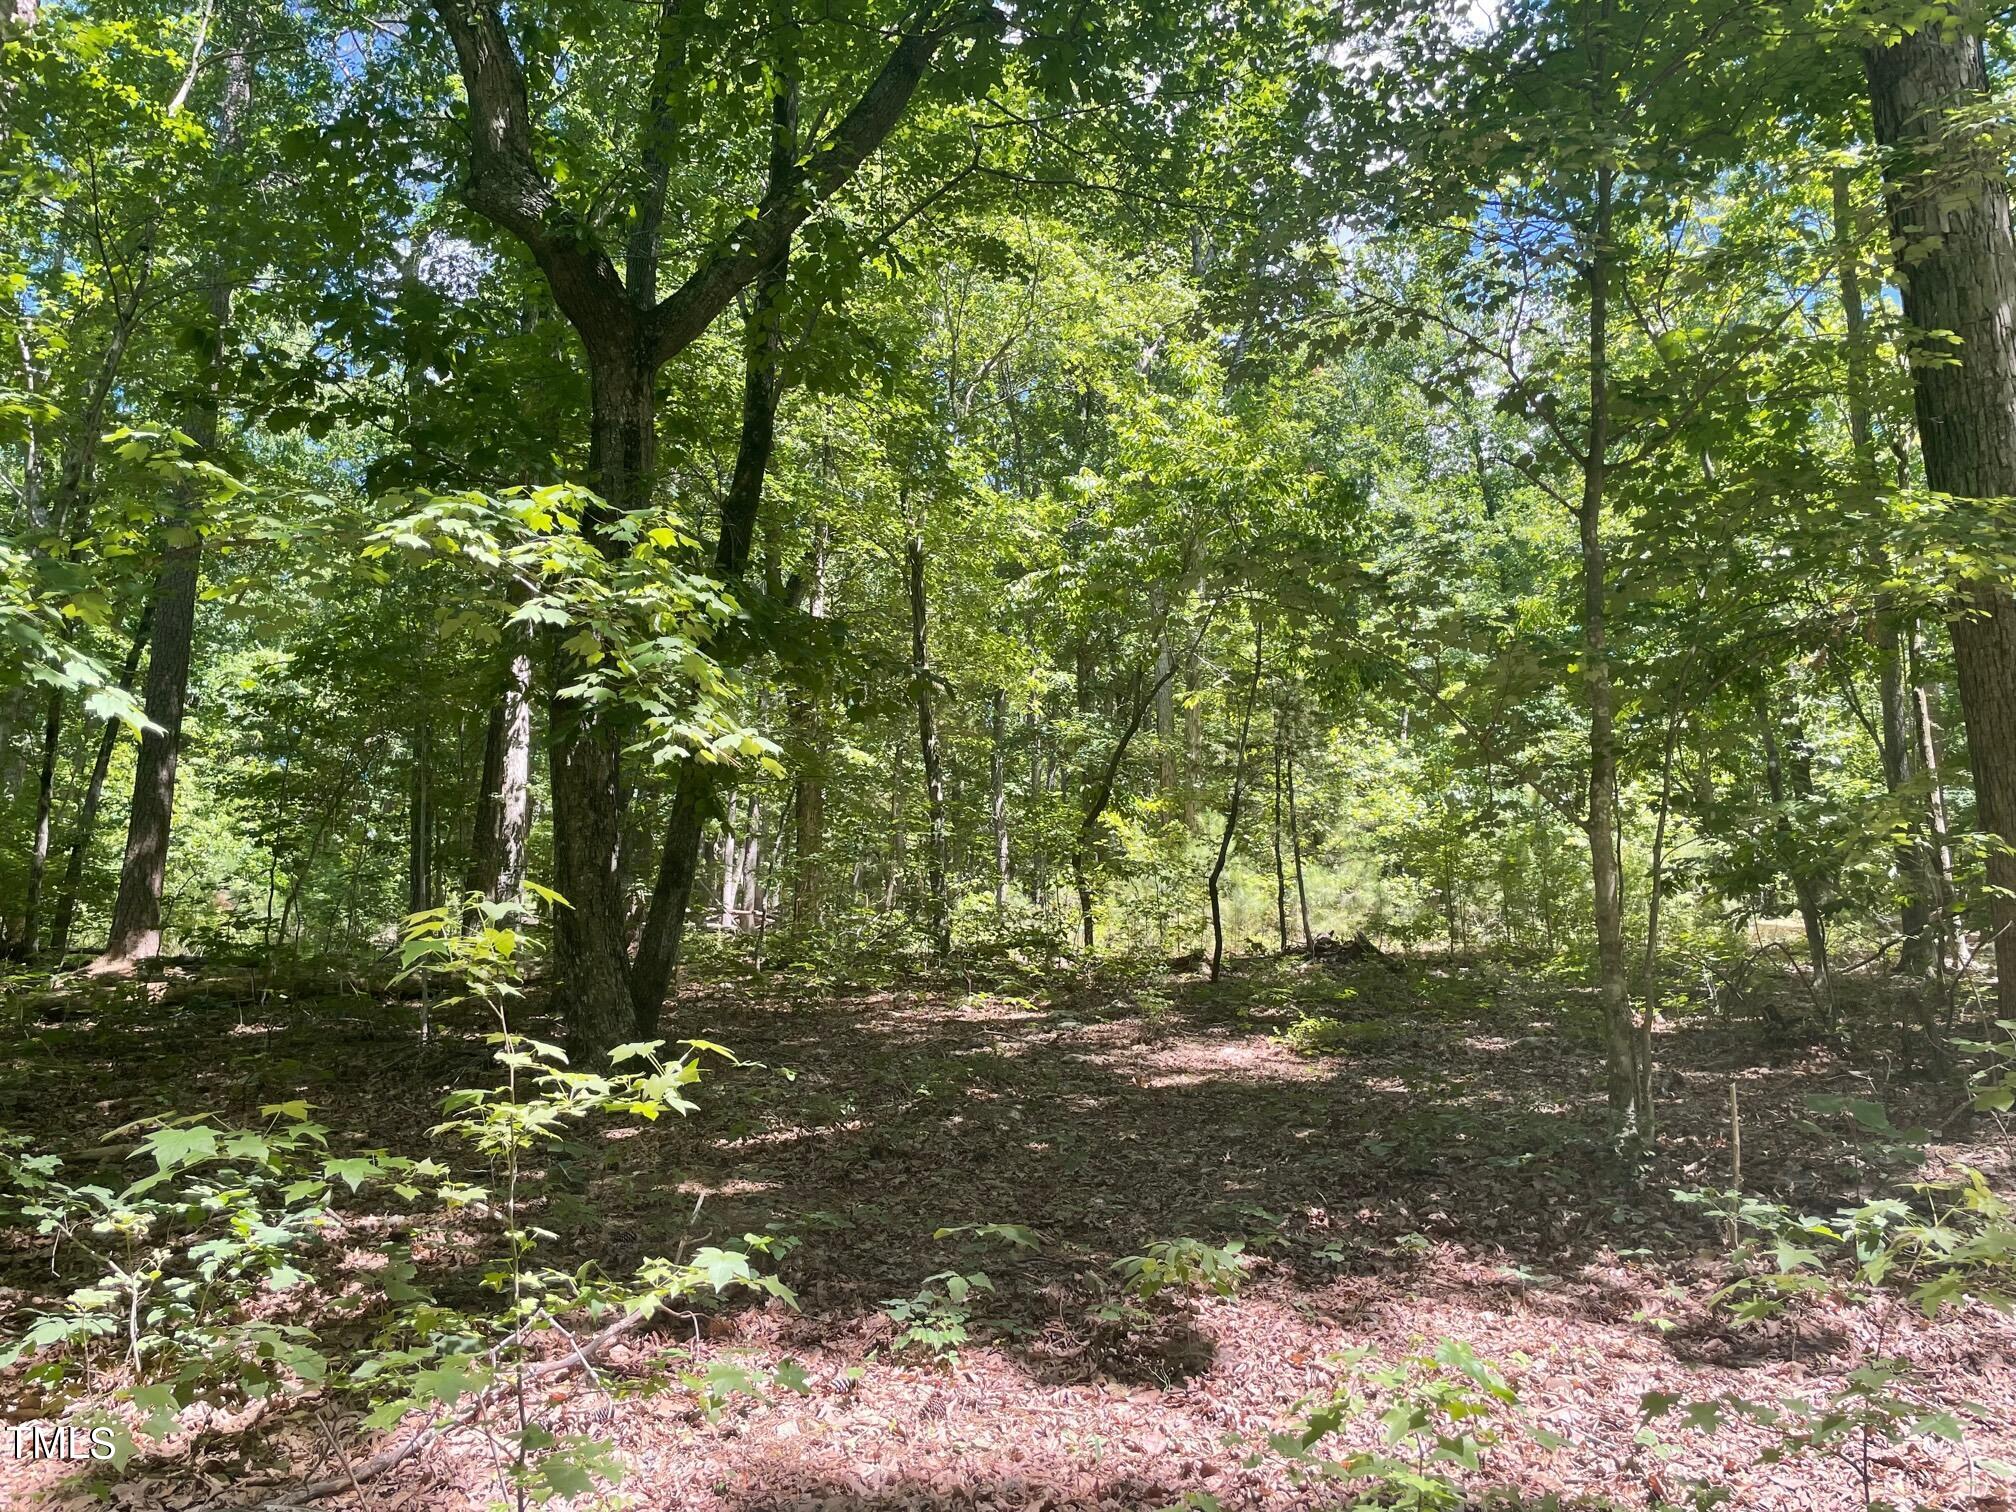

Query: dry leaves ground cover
1,951,2012,1510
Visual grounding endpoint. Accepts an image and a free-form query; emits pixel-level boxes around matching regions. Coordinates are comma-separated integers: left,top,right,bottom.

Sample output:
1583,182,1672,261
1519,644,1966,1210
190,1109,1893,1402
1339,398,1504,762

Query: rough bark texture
465,628,534,903
1867,24,2016,1017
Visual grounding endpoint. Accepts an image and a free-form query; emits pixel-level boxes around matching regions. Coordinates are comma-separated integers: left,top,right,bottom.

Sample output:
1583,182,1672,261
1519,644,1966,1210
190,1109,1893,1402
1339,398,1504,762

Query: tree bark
1866,23,2016,1017
1208,620,1265,981
48,613,151,957
1758,691,1834,1021
95,41,248,971
407,718,434,916
907,529,951,957
1286,728,1312,949
1579,160,1647,1138
990,688,1010,910
464,625,534,903
18,689,63,956
1270,702,1289,952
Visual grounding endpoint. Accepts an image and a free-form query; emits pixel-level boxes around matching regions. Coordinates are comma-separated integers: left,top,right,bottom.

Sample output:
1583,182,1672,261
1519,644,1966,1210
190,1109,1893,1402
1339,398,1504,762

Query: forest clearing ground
3,953,2013,1510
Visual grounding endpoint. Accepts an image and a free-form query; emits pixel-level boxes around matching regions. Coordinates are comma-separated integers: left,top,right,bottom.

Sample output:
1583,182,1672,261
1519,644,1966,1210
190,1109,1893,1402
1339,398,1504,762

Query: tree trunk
990,688,1010,910
1758,692,1834,1021
629,250,791,1033
49,613,151,957
1912,637,1959,970
1208,621,1265,981
1866,26,2016,1018
789,522,829,930
95,43,248,971
464,624,534,903
1579,161,1647,1138
1270,702,1289,952
906,530,951,957
1286,728,1312,949
18,689,63,956
407,718,434,916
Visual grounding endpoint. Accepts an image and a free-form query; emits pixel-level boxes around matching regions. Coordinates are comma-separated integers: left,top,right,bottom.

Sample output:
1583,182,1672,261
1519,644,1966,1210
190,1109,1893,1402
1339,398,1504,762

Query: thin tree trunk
906,530,951,957
18,689,63,956
1912,638,1959,970
1286,727,1311,949
789,521,829,930
990,688,1009,911
407,718,434,916
1270,702,1289,952
48,613,151,957
464,624,534,903
628,68,799,1035
1579,157,1647,1138
1208,620,1265,981
1866,26,2016,1018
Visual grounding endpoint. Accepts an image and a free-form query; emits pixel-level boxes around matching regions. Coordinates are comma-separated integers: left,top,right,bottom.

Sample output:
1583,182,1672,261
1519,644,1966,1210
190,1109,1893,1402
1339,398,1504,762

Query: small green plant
1260,1340,1536,1511
1641,1360,1978,1512
1956,1018,2016,1115
1113,1236,1246,1301
881,1270,993,1360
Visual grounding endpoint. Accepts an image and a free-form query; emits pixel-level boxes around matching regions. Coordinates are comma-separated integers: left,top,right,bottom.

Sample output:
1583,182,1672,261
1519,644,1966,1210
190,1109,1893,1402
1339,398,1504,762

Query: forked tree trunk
1866,25,2016,1018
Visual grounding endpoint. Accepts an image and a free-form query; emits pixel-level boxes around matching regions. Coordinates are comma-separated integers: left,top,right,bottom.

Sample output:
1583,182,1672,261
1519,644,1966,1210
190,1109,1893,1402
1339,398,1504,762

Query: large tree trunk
465,625,534,903
907,530,951,957
1580,163,1649,1139
1866,25,2016,1018
48,614,151,957
95,43,248,972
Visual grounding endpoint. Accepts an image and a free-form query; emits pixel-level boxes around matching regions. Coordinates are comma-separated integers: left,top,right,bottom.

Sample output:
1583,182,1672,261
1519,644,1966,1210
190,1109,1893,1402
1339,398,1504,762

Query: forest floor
3,948,2014,1511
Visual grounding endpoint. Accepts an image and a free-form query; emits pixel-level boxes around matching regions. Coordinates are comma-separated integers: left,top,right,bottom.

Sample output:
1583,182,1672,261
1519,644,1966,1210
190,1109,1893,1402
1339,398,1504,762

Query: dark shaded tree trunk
1208,620,1265,981
96,43,247,971
990,688,1010,910
1759,693,1834,1021
1286,730,1311,949
407,718,435,916
906,530,951,957
1270,703,1289,952
1579,162,1648,1138
1866,25,2016,1018
48,614,151,957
